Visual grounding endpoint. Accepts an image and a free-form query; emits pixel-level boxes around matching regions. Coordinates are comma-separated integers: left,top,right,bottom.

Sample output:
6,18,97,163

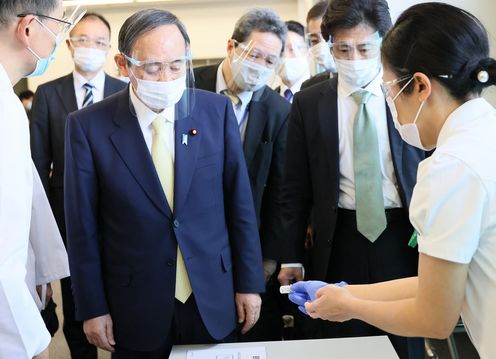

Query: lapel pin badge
189,128,198,136
181,133,188,145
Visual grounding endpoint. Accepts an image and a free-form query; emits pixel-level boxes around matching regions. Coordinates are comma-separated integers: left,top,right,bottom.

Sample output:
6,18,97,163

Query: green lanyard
408,231,418,248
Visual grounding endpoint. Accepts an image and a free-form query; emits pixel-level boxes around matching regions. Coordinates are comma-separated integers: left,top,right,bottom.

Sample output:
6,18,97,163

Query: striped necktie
82,83,94,108
151,115,192,303
352,90,387,242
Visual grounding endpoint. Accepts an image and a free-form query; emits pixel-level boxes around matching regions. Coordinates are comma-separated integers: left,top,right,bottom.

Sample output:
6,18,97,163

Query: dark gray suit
194,64,290,341
30,72,126,359
194,64,289,262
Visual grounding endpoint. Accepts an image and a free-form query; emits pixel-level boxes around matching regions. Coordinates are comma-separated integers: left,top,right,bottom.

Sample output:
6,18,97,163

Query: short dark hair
321,0,392,41
306,1,329,25
0,0,58,28
118,8,190,56
70,12,111,37
382,3,496,101
19,90,34,100
231,8,287,55
286,20,305,38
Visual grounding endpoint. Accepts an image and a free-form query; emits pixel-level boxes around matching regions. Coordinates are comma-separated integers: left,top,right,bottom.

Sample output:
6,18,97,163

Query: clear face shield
328,31,382,61
305,32,336,74
124,49,196,120
227,39,281,93
277,32,310,85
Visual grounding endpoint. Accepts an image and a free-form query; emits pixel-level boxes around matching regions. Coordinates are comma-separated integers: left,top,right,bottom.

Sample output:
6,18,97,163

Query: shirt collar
280,71,310,96
129,84,175,129
338,66,384,98
216,59,253,107
437,97,493,147
73,69,105,92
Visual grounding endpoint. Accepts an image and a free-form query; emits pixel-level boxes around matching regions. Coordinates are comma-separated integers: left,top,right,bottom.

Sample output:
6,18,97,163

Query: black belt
337,207,405,224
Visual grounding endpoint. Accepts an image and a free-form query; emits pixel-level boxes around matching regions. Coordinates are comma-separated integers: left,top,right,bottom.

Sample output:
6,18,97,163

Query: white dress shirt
0,64,50,358
337,69,402,210
130,85,175,159
73,69,106,109
413,98,496,359
216,60,253,142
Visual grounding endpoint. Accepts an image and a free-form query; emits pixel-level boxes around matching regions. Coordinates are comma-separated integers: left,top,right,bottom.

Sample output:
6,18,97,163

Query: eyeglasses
328,32,382,60
233,40,280,69
18,6,86,41
381,73,453,98
70,36,110,49
124,54,190,78
381,74,412,98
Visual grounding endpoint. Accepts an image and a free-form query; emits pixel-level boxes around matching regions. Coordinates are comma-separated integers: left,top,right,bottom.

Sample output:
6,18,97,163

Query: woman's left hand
304,284,355,322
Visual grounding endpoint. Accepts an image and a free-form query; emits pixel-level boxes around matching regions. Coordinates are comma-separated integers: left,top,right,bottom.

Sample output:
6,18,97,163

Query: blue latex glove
289,280,348,315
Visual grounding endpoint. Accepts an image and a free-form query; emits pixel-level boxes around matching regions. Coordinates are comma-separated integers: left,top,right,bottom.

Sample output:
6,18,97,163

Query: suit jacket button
173,219,180,228
167,258,176,266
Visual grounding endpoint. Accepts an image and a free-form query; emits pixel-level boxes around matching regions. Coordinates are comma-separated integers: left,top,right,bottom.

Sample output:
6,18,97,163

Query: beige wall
389,0,496,104
28,0,496,104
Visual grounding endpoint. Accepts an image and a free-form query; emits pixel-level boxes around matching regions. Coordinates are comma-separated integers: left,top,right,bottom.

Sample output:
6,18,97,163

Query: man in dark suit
278,1,425,358
194,8,290,341
64,9,264,358
30,12,126,359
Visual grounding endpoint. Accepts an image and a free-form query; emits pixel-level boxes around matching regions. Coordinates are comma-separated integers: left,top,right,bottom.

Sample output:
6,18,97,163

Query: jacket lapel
109,89,172,218
173,97,201,213
386,104,406,204
318,79,340,174
103,74,115,97
243,87,268,167
55,74,78,114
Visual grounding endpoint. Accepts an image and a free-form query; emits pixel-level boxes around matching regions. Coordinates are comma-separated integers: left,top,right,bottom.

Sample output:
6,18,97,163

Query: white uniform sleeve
30,162,70,286
412,153,485,264
0,90,50,358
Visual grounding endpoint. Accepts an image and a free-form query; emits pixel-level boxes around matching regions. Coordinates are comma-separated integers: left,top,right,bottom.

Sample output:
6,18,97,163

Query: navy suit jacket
194,64,290,261
281,77,426,279
64,87,264,351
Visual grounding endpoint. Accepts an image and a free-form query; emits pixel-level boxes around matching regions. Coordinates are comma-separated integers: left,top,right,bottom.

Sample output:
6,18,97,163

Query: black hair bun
476,58,496,86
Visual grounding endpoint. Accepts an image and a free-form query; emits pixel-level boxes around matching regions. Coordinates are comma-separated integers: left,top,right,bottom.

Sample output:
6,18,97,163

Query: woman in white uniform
288,3,496,358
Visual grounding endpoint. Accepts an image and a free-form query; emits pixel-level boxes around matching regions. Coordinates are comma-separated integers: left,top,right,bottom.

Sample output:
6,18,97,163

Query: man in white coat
0,1,82,358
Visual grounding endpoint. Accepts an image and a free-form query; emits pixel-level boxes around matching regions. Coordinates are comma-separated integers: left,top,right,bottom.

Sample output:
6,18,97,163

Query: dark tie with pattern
82,83,94,108
284,88,293,102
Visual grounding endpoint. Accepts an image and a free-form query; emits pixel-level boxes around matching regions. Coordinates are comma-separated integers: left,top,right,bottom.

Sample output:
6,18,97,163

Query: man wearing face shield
64,9,264,358
194,8,290,341
306,1,335,77
278,1,426,358
276,21,310,103
29,11,126,359
0,1,84,358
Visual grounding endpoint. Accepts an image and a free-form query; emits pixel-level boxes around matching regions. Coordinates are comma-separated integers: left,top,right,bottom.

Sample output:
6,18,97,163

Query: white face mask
73,47,107,73
131,71,186,111
386,77,434,151
277,56,309,85
310,41,336,72
335,56,380,88
309,41,336,73
230,56,274,92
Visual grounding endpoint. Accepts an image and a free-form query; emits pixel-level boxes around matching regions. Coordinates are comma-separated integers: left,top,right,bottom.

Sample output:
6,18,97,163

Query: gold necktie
151,115,192,303
222,89,241,107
